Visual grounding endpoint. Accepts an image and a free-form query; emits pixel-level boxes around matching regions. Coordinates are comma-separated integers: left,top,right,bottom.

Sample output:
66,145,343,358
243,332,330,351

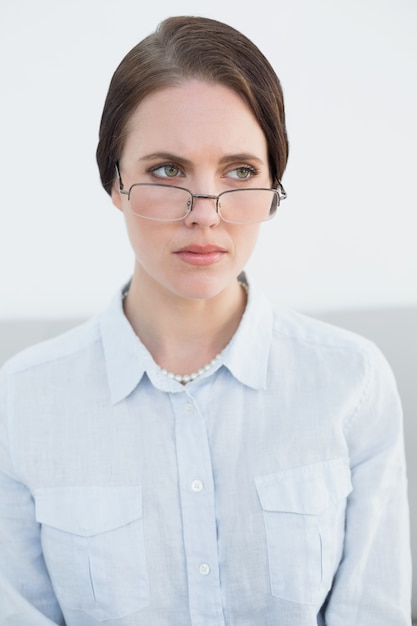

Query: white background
1,0,416,319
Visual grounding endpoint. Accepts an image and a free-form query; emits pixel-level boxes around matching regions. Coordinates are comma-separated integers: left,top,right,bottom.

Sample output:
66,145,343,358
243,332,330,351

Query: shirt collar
222,280,273,390
99,290,150,404
99,277,274,404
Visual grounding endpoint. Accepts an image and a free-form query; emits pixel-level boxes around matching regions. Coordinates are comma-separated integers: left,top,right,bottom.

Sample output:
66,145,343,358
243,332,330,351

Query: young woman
0,16,411,626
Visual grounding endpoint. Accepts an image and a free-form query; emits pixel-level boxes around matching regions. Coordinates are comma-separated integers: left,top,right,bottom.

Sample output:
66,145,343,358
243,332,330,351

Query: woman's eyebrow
218,153,265,165
138,152,193,166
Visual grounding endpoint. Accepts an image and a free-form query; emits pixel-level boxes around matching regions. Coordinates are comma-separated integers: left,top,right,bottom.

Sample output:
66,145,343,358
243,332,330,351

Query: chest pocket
35,485,149,621
255,458,352,606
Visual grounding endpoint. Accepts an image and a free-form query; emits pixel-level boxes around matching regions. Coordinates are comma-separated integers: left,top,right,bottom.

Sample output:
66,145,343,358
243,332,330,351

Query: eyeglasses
116,166,286,224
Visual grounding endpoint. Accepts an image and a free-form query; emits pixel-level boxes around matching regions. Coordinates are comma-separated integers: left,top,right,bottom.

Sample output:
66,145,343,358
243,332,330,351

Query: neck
123,273,247,375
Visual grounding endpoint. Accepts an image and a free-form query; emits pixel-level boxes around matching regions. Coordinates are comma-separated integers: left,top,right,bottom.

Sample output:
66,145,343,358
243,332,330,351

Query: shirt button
199,563,211,576
191,480,204,492
185,403,194,415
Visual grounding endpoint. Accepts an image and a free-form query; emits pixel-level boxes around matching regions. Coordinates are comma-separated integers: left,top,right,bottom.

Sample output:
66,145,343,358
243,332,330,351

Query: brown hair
96,16,289,195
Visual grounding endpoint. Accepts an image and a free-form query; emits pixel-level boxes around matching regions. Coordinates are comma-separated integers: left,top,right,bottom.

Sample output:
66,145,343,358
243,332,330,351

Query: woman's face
112,80,271,301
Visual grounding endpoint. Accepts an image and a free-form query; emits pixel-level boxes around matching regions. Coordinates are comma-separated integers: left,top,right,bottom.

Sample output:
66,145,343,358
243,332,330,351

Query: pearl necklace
122,280,248,384
159,280,249,384
159,352,223,384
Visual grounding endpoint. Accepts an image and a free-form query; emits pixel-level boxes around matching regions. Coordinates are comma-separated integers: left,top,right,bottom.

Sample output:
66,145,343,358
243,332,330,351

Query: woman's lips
174,245,227,266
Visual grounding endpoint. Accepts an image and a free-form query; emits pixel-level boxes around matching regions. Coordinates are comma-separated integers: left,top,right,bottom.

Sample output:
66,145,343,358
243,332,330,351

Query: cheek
123,214,172,262
234,225,261,259
122,213,149,258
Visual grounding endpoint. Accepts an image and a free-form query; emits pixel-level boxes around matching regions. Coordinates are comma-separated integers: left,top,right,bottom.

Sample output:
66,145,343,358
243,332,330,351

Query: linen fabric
0,281,411,625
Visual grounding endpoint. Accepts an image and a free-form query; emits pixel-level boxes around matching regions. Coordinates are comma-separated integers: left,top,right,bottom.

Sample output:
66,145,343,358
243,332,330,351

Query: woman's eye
227,166,257,180
151,164,182,178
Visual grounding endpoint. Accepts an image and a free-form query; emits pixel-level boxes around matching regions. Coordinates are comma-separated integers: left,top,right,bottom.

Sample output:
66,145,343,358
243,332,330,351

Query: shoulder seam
343,343,374,436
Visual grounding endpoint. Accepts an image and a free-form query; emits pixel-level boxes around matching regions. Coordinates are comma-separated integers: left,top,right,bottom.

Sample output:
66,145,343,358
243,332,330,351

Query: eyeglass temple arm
115,162,127,193
277,180,287,201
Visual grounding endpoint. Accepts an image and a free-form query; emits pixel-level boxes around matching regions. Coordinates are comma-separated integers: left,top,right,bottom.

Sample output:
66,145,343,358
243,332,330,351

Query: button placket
169,390,224,623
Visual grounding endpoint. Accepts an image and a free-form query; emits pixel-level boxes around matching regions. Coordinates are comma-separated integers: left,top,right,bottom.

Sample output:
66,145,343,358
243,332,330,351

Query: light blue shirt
0,281,411,625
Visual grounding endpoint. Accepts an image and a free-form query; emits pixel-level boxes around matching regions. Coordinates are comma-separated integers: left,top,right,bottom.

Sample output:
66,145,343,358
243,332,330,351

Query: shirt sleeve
0,367,65,625
324,343,412,625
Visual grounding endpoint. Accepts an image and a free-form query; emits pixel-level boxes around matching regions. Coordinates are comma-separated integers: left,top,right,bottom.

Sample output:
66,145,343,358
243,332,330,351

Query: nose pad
185,194,220,226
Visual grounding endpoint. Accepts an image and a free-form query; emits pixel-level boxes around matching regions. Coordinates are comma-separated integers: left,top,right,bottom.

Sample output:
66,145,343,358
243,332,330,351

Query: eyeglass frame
115,163,287,224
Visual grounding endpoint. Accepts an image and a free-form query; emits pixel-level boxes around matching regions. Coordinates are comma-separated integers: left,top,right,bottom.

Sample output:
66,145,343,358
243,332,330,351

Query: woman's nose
183,193,221,228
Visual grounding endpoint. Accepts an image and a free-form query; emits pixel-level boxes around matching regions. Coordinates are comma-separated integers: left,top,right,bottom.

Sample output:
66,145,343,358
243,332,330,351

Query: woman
0,15,411,626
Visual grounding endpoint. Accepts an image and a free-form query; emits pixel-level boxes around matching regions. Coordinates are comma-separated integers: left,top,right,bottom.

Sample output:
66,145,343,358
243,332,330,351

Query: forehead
122,80,268,158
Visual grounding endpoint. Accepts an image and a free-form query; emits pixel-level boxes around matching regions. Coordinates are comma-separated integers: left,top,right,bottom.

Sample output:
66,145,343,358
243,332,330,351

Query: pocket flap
35,485,142,536
255,458,352,515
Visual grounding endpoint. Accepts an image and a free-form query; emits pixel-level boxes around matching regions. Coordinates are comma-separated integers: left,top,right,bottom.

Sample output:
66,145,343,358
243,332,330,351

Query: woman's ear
111,184,123,212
